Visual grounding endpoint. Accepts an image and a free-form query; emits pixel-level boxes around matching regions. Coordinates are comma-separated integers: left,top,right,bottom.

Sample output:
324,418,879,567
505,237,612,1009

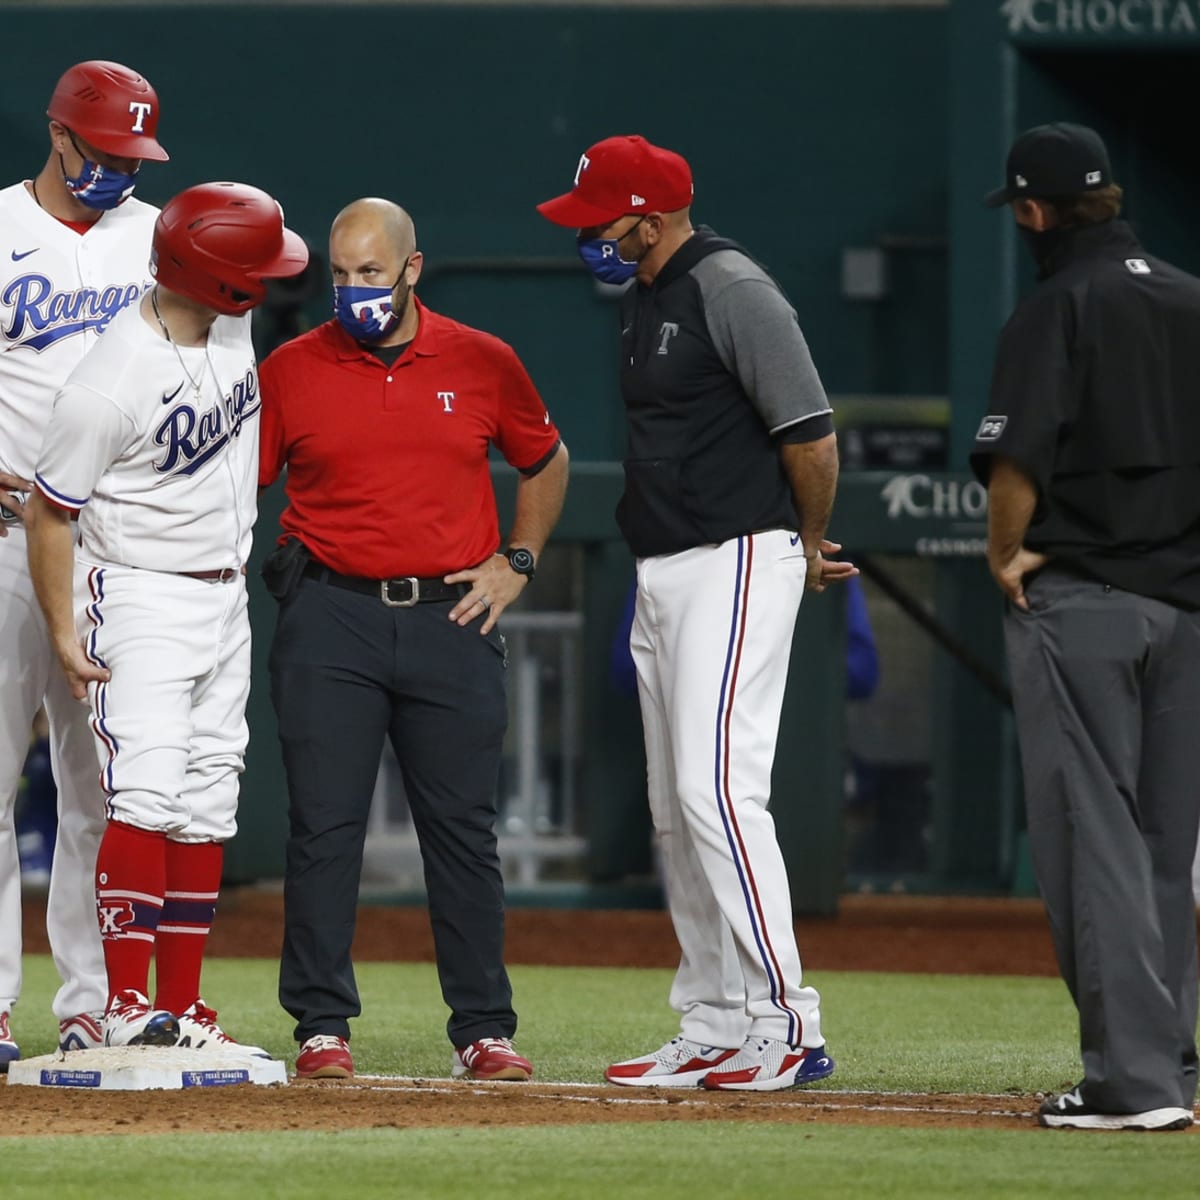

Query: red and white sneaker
0,1009,20,1071
702,1037,835,1092
606,1037,739,1088
175,999,272,1058
102,990,180,1048
59,1011,105,1052
295,1034,354,1079
452,1037,533,1081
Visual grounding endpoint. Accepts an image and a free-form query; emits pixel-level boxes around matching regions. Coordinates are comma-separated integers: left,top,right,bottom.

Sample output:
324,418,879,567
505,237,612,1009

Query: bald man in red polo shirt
258,198,568,1082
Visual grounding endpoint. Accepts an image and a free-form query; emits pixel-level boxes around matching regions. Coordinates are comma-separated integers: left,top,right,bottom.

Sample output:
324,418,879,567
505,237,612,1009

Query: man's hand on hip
988,547,1049,611
445,554,529,634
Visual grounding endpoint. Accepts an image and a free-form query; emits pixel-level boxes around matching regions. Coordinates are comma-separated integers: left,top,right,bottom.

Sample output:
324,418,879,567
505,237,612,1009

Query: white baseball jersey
0,182,157,481
35,302,259,572
0,182,157,1025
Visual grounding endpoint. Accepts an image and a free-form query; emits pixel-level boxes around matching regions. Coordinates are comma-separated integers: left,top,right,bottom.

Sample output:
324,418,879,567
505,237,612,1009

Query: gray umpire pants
269,574,516,1049
1005,565,1200,1114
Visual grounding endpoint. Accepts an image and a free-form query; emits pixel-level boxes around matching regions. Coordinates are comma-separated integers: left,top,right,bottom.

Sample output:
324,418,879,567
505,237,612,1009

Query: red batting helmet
47,60,169,162
151,183,310,316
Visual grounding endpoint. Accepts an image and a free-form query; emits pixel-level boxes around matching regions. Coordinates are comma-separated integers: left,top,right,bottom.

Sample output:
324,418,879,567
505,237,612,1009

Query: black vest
615,229,798,557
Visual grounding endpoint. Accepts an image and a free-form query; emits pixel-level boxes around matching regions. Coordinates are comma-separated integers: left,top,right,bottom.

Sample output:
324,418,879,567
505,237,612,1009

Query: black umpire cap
984,123,1112,207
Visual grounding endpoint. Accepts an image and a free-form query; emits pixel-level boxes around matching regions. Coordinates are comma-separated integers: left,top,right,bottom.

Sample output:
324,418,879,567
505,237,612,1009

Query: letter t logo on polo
129,101,153,132
574,153,591,186
438,391,455,413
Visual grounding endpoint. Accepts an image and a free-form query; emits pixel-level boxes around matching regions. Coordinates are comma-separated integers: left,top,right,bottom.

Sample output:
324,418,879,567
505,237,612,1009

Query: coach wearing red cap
539,137,855,1092
0,60,169,1070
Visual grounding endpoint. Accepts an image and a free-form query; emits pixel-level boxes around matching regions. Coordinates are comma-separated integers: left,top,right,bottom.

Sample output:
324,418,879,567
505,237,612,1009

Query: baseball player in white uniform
24,181,307,1049
0,60,168,1067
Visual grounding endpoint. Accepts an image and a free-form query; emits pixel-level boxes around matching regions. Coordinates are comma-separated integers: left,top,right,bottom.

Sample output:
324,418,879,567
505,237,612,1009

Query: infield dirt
7,893,1193,1135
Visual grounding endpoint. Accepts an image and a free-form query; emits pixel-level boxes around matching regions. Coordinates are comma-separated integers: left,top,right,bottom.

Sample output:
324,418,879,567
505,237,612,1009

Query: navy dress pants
270,574,516,1048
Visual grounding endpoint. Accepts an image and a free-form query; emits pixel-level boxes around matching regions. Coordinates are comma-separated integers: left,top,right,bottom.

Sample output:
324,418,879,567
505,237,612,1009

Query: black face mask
1018,225,1071,278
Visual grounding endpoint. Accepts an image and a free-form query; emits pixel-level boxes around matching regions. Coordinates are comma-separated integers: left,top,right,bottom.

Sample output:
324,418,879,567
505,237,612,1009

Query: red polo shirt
258,298,561,578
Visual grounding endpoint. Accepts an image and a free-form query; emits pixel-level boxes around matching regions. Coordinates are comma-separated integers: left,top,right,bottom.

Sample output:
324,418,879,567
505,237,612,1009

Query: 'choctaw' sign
1001,0,1200,35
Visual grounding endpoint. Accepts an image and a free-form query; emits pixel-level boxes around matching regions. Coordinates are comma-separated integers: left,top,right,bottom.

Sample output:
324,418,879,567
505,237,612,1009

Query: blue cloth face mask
60,135,139,210
333,284,400,342
333,260,411,343
576,217,645,285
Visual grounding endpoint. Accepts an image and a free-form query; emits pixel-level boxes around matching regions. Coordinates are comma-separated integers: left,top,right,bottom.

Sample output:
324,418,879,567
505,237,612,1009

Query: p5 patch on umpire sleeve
976,415,1007,442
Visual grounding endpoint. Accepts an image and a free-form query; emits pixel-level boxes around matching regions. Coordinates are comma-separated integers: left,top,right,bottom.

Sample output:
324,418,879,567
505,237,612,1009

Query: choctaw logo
2,273,144,351
881,473,989,520
1000,0,1200,35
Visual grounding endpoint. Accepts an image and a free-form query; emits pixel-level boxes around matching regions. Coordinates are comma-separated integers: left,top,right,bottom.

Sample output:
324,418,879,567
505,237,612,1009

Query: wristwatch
503,546,536,581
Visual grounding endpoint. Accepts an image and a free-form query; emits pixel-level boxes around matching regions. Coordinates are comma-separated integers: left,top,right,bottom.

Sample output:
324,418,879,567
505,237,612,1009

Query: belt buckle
217,567,237,583
381,577,420,607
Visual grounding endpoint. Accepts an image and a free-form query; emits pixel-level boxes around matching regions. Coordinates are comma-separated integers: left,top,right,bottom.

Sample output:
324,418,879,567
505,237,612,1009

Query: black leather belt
303,562,468,608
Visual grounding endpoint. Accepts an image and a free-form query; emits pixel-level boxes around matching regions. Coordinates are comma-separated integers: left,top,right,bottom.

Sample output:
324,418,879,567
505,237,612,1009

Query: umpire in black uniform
972,123,1200,1132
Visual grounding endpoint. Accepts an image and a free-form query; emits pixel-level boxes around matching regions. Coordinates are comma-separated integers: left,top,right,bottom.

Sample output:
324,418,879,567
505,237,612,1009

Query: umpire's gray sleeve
696,254,831,434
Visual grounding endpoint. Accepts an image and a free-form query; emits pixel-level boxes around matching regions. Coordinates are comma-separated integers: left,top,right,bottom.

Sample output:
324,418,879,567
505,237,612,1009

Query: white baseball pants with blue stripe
631,530,823,1050
77,563,249,843
0,524,108,1021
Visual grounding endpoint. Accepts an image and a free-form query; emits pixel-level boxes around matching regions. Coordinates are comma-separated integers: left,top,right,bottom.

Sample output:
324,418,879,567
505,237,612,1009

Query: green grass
1,1123,1197,1200
4,956,1192,1199
12,957,1082,1093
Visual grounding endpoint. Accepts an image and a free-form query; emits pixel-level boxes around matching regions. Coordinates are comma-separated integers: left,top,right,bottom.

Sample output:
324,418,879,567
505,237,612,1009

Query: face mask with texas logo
61,154,139,210
332,257,412,343
576,217,646,285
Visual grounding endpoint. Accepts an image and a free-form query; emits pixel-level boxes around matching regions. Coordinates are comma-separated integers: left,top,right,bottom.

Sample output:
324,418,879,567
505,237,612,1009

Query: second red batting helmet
47,59,169,161
151,182,310,315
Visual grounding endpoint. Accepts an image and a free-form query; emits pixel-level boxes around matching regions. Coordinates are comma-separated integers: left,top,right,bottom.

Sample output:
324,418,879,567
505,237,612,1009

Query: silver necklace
151,287,209,400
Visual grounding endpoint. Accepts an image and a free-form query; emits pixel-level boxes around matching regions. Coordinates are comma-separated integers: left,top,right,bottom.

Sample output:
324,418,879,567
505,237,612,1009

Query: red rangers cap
47,60,169,162
537,135,693,228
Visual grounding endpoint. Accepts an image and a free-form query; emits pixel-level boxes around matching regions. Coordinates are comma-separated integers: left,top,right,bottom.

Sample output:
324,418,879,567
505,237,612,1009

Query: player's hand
55,638,111,702
988,546,1049,611
445,554,529,635
804,539,858,594
0,470,33,537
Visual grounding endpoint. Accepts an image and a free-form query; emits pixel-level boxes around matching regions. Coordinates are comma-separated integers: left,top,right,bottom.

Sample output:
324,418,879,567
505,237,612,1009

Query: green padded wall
1,2,949,463
1,3,948,901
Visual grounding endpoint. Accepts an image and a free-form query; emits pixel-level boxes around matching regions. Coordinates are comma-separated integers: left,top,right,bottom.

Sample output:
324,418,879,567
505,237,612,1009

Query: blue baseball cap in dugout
984,123,1113,208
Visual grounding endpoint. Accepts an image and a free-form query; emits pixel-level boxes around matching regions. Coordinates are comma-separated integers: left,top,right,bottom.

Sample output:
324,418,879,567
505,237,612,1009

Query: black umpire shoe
1038,1086,1193,1131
